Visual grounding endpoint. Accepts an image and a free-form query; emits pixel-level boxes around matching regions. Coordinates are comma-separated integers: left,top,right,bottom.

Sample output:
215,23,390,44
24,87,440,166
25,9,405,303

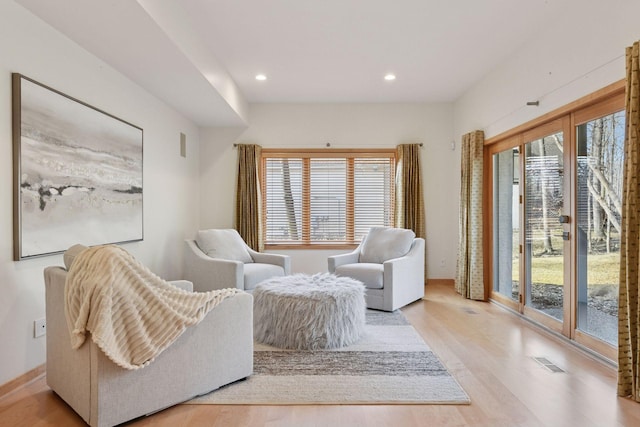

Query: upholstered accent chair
184,229,291,292
328,227,425,311
44,245,254,427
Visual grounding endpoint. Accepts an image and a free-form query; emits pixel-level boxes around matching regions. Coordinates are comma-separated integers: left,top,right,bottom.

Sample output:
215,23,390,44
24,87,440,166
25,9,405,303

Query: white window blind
264,158,303,242
353,157,394,241
310,158,347,241
262,151,395,245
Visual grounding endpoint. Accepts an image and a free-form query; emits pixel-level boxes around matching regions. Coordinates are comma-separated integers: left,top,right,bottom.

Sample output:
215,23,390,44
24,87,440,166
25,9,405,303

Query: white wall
199,103,456,277
454,0,640,140
0,1,201,385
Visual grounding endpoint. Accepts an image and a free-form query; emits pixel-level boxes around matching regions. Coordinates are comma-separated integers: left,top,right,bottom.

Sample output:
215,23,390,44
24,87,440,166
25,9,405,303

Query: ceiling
16,0,571,127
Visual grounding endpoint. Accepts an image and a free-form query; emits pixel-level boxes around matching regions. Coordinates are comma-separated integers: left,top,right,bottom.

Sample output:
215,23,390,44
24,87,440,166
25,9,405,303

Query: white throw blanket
65,245,241,370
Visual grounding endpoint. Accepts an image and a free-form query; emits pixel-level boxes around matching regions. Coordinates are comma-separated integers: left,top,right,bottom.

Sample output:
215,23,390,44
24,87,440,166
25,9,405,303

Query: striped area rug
186,310,469,405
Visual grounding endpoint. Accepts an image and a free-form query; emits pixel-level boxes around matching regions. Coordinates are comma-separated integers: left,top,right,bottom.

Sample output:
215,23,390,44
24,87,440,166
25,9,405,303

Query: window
261,149,395,247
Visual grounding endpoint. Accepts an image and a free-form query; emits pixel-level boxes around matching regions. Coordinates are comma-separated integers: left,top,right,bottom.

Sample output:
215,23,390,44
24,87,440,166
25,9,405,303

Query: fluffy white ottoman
253,273,366,350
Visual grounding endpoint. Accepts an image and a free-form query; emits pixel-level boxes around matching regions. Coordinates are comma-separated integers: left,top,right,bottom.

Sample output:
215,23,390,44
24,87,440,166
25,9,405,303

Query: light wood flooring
1,281,640,426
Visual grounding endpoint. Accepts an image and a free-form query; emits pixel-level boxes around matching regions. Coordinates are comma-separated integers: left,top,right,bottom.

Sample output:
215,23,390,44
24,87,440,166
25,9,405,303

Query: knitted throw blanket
64,245,241,370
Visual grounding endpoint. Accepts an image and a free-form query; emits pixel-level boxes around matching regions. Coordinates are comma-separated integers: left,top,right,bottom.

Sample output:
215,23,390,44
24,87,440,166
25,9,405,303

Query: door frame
484,80,624,361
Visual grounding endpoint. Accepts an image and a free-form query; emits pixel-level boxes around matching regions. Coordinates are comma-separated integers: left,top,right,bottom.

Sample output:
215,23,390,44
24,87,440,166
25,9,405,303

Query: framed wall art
12,73,143,260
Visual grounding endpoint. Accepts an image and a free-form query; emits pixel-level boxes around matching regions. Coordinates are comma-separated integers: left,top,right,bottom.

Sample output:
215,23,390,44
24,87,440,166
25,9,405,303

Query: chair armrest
328,249,361,273
382,238,425,309
247,248,291,274
383,238,425,277
44,266,92,420
183,240,244,291
168,280,193,292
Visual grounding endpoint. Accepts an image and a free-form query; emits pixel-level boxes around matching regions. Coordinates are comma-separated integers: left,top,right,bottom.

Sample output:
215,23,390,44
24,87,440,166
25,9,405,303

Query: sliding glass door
492,146,520,304
575,108,624,348
522,120,570,333
488,88,624,360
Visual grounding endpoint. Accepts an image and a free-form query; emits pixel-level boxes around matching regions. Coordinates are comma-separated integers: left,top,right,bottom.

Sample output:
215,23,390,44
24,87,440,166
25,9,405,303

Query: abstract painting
12,74,143,260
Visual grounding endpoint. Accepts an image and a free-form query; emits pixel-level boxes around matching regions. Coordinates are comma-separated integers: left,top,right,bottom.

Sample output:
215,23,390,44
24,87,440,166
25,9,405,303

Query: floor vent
533,357,565,373
462,308,478,315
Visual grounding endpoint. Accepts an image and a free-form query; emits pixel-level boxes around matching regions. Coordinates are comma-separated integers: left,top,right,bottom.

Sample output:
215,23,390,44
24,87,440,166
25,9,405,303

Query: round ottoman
253,273,366,350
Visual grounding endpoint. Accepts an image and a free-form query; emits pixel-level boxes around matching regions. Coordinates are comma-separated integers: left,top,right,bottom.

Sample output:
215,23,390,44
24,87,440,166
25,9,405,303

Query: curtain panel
455,130,485,300
395,144,426,238
618,41,640,402
395,144,426,279
235,144,263,251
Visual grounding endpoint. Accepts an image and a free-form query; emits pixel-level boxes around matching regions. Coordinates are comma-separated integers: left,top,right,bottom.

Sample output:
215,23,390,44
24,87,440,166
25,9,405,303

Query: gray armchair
184,229,291,292
328,227,425,311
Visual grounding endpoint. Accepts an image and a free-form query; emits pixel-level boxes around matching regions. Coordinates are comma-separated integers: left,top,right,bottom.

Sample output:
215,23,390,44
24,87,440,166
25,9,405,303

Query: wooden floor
2,281,640,427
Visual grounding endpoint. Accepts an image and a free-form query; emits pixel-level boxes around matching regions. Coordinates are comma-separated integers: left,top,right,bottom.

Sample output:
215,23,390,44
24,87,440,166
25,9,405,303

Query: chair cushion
63,244,89,270
335,263,384,289
169,280,194,292
196,229,253,263
244,263,286,290
359,227,415,264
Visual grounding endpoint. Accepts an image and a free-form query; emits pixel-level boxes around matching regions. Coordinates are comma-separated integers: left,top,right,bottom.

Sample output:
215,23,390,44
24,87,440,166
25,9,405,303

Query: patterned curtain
395,144,426,279
455,130,485,300
618,41,640,402
235,144,263,251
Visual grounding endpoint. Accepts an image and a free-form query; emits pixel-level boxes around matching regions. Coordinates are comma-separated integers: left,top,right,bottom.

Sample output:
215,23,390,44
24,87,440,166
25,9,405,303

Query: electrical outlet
34,318,46,338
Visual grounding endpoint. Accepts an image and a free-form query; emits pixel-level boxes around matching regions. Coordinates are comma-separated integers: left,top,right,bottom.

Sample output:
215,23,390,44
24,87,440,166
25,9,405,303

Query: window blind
262,150,395,245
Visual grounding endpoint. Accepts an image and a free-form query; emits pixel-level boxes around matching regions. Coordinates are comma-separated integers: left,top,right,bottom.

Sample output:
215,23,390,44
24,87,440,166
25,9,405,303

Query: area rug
186,310,470,405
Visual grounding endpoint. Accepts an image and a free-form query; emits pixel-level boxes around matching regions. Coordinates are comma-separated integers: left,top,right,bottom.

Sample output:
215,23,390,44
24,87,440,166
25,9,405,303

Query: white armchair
184,229,291,292
45,245,253,427
328,227,425,312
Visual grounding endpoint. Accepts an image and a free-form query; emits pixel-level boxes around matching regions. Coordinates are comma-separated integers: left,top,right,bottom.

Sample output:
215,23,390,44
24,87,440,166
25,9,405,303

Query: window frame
261,148,396,249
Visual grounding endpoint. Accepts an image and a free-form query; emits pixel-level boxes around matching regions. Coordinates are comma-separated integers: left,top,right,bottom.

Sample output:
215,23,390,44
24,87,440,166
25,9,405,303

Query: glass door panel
524,132,565,322
489,90,624,360
492,148,520,303
575,110,624,346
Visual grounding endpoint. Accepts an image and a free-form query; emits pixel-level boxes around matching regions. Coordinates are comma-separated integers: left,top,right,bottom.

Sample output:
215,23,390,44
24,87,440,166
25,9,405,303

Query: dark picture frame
12,74,143,260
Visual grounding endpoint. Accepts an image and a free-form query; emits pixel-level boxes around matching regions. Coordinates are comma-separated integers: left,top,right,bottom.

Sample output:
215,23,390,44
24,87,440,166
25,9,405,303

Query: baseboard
0,364,45,399
426,278,454,286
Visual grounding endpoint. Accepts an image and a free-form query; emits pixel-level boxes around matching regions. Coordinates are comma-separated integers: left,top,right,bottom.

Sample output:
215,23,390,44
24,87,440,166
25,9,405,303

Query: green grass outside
507,232,620,287
512,252,620,287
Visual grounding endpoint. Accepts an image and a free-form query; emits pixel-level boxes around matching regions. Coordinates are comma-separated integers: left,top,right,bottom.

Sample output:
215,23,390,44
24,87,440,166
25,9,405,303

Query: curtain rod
484,53,624,130
233,143,423,148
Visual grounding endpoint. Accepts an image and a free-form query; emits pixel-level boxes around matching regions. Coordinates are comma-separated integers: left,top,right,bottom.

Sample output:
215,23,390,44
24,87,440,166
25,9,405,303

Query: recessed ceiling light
255,74,267,81
384,74,396,81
